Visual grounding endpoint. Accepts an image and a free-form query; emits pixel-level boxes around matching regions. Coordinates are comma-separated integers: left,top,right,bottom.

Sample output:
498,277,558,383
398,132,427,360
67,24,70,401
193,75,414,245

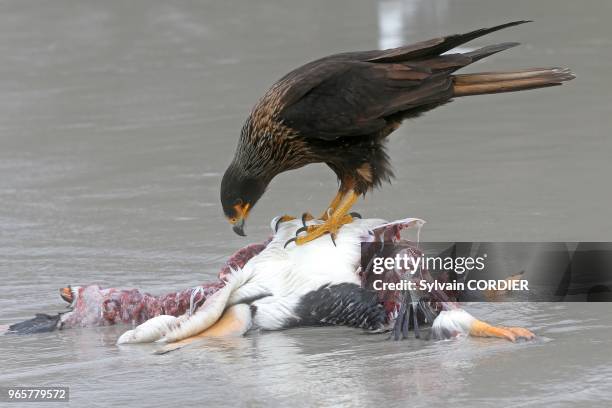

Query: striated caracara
220,21,574,245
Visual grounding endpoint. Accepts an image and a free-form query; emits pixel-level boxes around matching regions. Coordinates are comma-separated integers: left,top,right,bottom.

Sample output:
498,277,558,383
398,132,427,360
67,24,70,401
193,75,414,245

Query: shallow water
1,0,611,406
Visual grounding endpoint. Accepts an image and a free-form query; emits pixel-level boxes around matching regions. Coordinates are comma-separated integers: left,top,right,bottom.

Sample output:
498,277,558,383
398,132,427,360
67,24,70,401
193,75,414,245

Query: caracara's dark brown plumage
221,21,574,242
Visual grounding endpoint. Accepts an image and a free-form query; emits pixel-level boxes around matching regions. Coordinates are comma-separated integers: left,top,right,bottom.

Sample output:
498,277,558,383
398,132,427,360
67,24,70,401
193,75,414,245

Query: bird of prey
220,21,574,245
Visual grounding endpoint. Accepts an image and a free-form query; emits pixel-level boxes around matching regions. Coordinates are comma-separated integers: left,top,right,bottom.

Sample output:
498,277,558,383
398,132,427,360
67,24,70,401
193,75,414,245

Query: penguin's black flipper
7,313,62,335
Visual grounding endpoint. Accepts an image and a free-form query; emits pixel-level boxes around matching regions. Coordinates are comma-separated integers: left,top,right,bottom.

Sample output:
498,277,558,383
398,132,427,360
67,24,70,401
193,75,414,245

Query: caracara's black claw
349,212,362,219
274,215,298,232
274,218,283,233
301,213,311,228
330,232,337,247
284,237,297,248
295,225,309,236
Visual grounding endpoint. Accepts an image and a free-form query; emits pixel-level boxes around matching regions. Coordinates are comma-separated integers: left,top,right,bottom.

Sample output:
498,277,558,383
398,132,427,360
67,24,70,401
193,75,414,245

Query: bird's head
220,162,268,237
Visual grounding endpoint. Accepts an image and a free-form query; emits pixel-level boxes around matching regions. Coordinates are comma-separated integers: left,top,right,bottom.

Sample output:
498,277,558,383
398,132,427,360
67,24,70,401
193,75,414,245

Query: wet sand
1,0,611,406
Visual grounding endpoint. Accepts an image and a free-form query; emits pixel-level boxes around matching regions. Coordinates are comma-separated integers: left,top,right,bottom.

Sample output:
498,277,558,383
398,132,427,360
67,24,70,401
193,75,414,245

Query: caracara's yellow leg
319,190,346,220
470,319,536,342
157,304,252,354
276,189,345,233
294,190,359,245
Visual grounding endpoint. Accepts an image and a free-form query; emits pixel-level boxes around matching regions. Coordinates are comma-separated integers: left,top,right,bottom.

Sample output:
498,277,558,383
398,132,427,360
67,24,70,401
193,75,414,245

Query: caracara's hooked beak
232,218,246,236
229,203,250,236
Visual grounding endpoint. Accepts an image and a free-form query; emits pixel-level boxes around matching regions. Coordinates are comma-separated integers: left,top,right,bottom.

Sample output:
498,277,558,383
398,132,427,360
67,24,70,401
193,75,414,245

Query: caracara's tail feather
463,42,521,63
452,68,575,97
367,20,531,63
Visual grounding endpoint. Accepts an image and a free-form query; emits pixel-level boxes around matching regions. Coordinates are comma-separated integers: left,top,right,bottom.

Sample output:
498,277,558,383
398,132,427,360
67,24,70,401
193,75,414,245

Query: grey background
1,0,611,407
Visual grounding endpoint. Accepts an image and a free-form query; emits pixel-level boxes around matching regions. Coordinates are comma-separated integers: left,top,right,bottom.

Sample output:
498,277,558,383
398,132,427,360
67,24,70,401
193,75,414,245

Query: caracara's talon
301,212,314,227
274,215,297,232
274,218,282,233
293,213,356,245
295,225,309,236
283,190,360,245
284,237,298,248
324,208,333,221
330,232,337,246
349,212,362,219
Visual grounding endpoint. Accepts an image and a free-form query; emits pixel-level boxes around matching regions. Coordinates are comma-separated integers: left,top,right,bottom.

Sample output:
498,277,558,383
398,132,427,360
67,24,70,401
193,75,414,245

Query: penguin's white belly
117,217,394,343
231,217,388,330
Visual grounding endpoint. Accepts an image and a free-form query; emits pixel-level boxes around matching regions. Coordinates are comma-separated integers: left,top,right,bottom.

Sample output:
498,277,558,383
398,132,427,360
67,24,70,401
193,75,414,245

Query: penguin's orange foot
156,304,252,355
470,319,536,342
502,326,536,342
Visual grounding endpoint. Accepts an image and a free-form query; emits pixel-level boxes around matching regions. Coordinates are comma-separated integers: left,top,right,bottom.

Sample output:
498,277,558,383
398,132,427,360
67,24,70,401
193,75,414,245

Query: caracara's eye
235,198,243,206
